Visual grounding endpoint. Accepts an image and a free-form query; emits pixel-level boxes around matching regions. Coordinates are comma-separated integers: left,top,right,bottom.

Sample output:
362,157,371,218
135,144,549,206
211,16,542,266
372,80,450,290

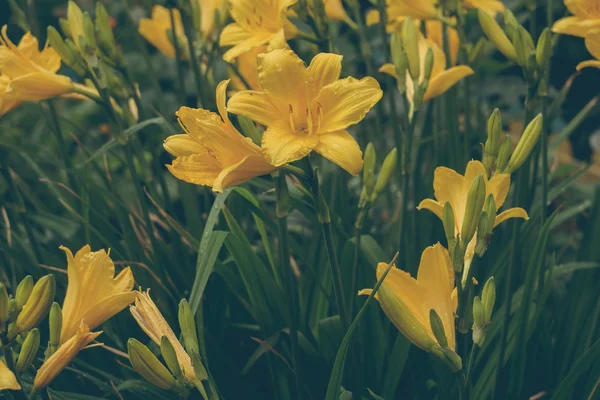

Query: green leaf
381,335,411,398
551,339,600,400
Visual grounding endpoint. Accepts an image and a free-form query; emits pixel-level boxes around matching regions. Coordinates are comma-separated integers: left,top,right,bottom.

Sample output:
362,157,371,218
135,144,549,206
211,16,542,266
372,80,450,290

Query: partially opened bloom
165,79,276,192
379,33,473,105
417,161,528,269
33,322,101,391
228,49,382,175
577,29,600,69
59,245,136,344
0,361,20,391
130,291,197,382
139,6,187,58
552,0,600,37
359,243,458,357
219,0,298,62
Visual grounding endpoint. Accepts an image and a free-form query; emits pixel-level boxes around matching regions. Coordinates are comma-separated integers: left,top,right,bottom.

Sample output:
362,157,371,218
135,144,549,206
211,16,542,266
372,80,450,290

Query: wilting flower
379,33,473,105
228,49,382,175
139,6,188,59
59,245,136,344
577,29,600,69
417,160,528,269
130,291,197,382
359,243,458,357
219,0,298,62
552,0,600,37
33,322,101,391
229,45,265,91
0,361,20,391
165,79,276,192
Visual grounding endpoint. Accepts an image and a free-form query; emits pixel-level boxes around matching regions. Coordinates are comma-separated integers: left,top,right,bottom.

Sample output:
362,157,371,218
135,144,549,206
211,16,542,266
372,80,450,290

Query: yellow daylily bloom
0,360,21,391
417,160,528,270
229,45,265,91
139,6,188,59
199,0,228,37
379,33,473,104
165,79,275,192
219,0,298,62
59,245,136,344
324,0,351,22
228,49,382,175
130,290,198,382
359,243,458,356
423,20,460,65
577,29,600,69
552,0,600,37
0,26,75,103
33,322,101,391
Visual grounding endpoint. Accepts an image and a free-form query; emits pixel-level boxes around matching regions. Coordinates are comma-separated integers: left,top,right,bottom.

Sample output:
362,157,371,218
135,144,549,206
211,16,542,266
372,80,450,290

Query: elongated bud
47,27,86,76
373,148,397,198
423,48,434,81
461,175,486,247
402,18,420,81
13,275,55,338
190,0,202,33
47,302,62,357
513,26,532,68
160,336,184,380
483,194,496,227
16,328,40,373
503,10,519,39
363,143,376,176
484,108,503,175
0,283,8,330
450,239,465,273
429,309,448,348
178,299,199,356
390,31,406,78
473,296,485,327
536,28,552,74
276,172,291,218
128,339,176,390
363,143,377,201
482,277,496,322
496,135,512,174
442,202,456,245
468,37,487,65
441,348,463,372
475,211,491,256
59,18,72,39
15,275,34,311
95,3,120,61
478,10,517,62
82,12,97,50
505,114,543,174
237,115,262,146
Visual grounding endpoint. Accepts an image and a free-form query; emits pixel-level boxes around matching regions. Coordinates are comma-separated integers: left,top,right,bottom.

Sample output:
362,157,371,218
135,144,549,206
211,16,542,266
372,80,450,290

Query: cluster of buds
472,277,496,346
356,143,398,229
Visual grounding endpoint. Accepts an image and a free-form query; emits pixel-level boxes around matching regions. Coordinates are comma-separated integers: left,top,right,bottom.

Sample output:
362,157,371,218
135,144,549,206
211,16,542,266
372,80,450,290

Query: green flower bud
0,283,8,330
178,299,199,356
536,28,553,74
441,348,463,373
503,10,519,39
390,31,406,77
473,324,485,347
95,3,120,62
451,239,465,273
468,37,487,65
47,302,62,357
496,135,512,174
482,277,496,322
505,114,543,174
475,211,491,257
484,108,503,175
16,328,40,373
373,148,398,198
128,338,176,390
59,18,72,40
478,10,517,62
363,142,376,177
514,26,535,69
460,175,486,247
161,336,184,380
429,309,448,348
190,0,202,33
402,18,420,81
82,12,97,50
442,202,456,246
473,296,485,326
15,275,34,311
13,275,55,338
423,48,434,82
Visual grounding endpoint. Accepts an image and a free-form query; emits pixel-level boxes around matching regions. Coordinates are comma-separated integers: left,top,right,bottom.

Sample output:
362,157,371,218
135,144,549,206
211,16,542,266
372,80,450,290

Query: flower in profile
198,0,227,37
0,361,20,391
417,161,528,268
219,0,298,62
130,291,197,382
33,322,101,391
577,29,600,69
359,243,458,358
379,33,473,104
139,6,188,59
165,79,275,192
552,0,600,37
0,26,75,103
59,245,136,344
228,49,382,175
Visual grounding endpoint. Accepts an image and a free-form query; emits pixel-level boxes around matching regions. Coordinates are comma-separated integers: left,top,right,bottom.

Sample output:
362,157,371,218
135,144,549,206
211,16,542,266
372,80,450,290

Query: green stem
351,208,367,316
169,7,188,107
45,101,77,190
398,113,416,256
181,13,210,108
465,342,478,396
322,219,350,330
72,85,103,103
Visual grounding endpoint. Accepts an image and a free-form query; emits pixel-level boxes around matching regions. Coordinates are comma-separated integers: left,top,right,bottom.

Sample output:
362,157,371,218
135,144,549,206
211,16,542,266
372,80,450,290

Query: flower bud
363,142,376,177
536,28,552,74
128,338,176,390
472,324,485,347
161,336,184,380
475,211,491,257
496,135,512,174
59,18,72,40
95,2,120,62
0,283,8,330
460,175,486,247
441,348,463,372
505,114,543,174
15,275,34,311
82,12,97,51
47,27,86,76
402,18,420,81
16,328,40,373
373,148,397,198
514,26,535,69
423,48,434,82
503,10,519,39
13,275,55,338
390,31,406,78
484,108,503,175
442,201,456,245
482,277,496,322
450,239,465,273
473,296,485,327
190,0,202,33
429,309,448,348
483,194,496,227
478,10,517,62
47,302,62,357
468,37,487,65
178,299,199,356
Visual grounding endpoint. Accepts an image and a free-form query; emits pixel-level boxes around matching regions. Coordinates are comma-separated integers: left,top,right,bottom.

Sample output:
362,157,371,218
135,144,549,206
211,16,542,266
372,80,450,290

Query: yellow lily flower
165,79,276,192
417,160,528,270
577,29,600,69
198,0,228,37
59,245,136,344
227,49,382,175
219,0,298,62
379,33,473,104
552,0,600,37
33,322,101,391
229,45,265,91
0,26,75,103
324,0,351,22
359,243,458,356
130,290,197,382
139,6,188,59
0,360,21,391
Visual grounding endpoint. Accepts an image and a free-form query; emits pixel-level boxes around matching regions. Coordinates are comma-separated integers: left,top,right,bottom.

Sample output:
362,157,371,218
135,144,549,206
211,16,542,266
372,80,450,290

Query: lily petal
494,207,529,228
222,32,273,63
379,63,399,80
0,361,20,390
163,134,206,157
227,90,280,126
487,173,510,208
417,199,444,220
4,72,73,101
261,122,319,166
424,65,474,102
314,130,363,175
577,59,600,70
166,152,222,187
308,53,343,95
219,23,251,47
213,154,276,192
433,166,465,229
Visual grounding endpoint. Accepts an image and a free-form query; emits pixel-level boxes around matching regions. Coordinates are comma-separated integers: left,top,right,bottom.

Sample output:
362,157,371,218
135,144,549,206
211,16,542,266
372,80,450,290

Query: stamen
288,104,296,132
316,102,323,133
304,81,313,135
